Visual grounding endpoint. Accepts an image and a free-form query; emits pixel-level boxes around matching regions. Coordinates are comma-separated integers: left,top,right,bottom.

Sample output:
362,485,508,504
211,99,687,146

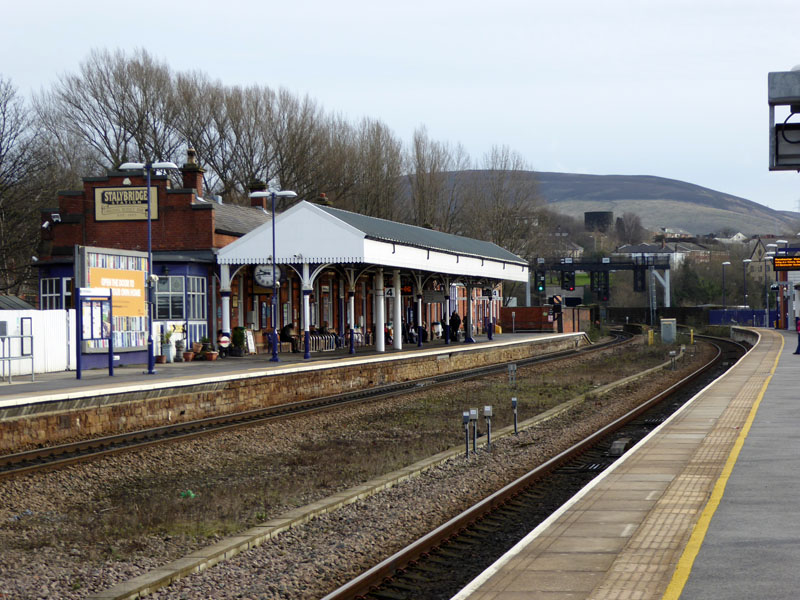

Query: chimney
249,180,268,209
182,148,205,198
312,192,332,206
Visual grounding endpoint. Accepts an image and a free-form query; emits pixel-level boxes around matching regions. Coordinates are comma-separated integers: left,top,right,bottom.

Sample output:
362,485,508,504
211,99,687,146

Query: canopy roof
217,201,528,282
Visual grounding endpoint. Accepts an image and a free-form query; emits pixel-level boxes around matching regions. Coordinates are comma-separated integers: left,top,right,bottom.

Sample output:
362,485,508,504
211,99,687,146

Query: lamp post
742,258,751,309
722,261,730,318
764,253,774,327
119,160,178,375
776,240,789,328
249,189,297,362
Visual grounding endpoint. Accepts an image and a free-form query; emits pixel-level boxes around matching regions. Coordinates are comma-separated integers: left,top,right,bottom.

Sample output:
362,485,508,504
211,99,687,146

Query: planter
161,344,174,363
229,347,244,357
182,351,195,362
155,355,167,364
174,340,185,362
205,351,219,361
191,342,203,354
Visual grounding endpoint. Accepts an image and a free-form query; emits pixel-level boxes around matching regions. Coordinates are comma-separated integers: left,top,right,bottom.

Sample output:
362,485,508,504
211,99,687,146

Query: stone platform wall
1,335,587,452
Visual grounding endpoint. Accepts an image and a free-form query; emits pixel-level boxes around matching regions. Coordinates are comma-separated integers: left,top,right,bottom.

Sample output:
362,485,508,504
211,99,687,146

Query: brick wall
0,336,587,452
45,174,216,258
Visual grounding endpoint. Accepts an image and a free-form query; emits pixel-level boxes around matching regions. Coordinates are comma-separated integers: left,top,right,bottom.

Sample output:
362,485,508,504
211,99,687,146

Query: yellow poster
88,267,146,317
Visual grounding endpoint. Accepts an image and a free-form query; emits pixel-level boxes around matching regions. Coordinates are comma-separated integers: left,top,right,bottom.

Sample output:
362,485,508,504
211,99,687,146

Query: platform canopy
217,201,528,282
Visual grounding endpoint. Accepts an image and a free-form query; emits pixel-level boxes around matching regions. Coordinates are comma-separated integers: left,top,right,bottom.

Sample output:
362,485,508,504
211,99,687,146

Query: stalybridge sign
94,186,158,221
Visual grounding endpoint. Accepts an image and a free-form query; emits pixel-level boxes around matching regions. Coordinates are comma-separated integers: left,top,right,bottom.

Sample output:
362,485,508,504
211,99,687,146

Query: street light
764,253,774,327
742,258,752,309
722,261,730,315
775,240,789,328
119,160,179,375
249,189,298,362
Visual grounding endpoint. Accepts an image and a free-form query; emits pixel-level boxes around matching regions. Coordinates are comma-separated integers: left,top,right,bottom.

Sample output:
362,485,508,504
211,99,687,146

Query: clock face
254,265,280,287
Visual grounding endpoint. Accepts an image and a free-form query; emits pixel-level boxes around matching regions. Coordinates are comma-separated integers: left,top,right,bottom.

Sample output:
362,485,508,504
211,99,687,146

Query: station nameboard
94,186,158,221
773,256,800,271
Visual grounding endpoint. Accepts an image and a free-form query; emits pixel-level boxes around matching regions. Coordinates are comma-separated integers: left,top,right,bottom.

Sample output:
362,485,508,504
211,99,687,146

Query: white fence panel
0,310,75,377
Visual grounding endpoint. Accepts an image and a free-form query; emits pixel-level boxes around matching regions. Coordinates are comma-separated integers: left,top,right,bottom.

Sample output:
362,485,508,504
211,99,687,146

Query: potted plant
161,330,174,363
174,337,185,362
200,336,211,352
230,326,246,357
182,350,195,362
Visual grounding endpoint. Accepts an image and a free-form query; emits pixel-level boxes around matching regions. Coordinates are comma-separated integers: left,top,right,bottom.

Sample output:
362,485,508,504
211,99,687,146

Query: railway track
321,335,747,600
0,331,632,480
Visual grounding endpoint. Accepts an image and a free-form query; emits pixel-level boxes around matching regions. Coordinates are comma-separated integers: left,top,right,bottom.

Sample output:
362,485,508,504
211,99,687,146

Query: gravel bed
0,341,715,599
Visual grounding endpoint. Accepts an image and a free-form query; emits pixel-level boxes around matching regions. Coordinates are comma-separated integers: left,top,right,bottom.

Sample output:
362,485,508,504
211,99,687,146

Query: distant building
658,227,694,240
613,241,711,269
716,232,749,244
584,211,614,232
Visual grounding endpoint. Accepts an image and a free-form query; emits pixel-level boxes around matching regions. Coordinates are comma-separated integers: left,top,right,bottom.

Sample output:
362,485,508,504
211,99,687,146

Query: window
64,278,74,308
40,278,61,309
156,276,185,320
40,277,73,309
187,276,207,320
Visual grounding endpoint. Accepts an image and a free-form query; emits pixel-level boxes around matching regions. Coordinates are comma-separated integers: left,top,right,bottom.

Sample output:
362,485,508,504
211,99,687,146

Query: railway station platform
454,327,790,600
0,331,574,405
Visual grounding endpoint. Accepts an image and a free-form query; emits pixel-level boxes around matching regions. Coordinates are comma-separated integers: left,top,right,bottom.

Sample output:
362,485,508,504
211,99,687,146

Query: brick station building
36,150,275,365
36,151,528,366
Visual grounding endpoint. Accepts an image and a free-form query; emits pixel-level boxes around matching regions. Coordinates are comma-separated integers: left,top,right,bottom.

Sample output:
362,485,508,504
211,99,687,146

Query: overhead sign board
94,186,158,221
773,256,800,271
423,290,445,303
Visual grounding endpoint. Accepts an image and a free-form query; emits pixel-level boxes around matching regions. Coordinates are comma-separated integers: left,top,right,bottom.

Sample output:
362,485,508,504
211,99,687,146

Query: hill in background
534,172,797,236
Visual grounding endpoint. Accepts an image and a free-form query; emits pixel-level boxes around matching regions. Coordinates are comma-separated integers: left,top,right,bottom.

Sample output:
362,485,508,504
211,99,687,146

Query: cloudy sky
4,0,800,212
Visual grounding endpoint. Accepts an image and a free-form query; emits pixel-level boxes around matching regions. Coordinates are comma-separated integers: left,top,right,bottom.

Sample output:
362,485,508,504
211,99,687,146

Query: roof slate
317,205,526,265
212,203,271,236
0,295,35,310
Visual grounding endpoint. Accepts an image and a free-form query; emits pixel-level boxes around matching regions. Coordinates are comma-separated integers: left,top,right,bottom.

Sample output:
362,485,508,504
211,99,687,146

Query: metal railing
0,333,35,383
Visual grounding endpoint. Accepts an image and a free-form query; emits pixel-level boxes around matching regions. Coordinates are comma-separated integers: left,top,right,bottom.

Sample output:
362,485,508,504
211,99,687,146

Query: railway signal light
599,272,610,302
561,270,575,292
633,267,646,292
536,271,546,292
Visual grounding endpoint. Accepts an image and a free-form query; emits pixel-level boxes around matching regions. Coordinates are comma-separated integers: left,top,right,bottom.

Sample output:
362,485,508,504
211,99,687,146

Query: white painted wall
0,310,75,378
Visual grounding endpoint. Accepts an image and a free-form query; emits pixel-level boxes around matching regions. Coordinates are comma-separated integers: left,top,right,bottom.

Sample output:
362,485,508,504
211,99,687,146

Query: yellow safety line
662,333,784,599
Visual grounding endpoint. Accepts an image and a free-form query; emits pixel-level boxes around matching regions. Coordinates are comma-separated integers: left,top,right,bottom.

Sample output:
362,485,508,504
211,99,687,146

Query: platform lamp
119,160,179,375
742,258,751,309
248,189,298,362
764,253,774,327
776,240,788,328
721,261,730,317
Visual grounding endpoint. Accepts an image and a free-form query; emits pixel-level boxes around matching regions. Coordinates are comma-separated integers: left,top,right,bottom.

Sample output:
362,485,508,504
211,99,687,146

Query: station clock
254,264,281,287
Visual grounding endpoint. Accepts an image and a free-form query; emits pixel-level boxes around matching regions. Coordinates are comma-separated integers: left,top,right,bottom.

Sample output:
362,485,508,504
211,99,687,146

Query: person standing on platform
795,317,800,354
450,311,461,342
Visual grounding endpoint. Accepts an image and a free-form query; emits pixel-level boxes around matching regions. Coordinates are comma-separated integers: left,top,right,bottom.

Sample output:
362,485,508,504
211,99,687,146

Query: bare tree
344,117,404,219
459,146,541,257
35,48,182,168
406,126,470,231
267,89,327,209
0,76,52,292
615,212,646,245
